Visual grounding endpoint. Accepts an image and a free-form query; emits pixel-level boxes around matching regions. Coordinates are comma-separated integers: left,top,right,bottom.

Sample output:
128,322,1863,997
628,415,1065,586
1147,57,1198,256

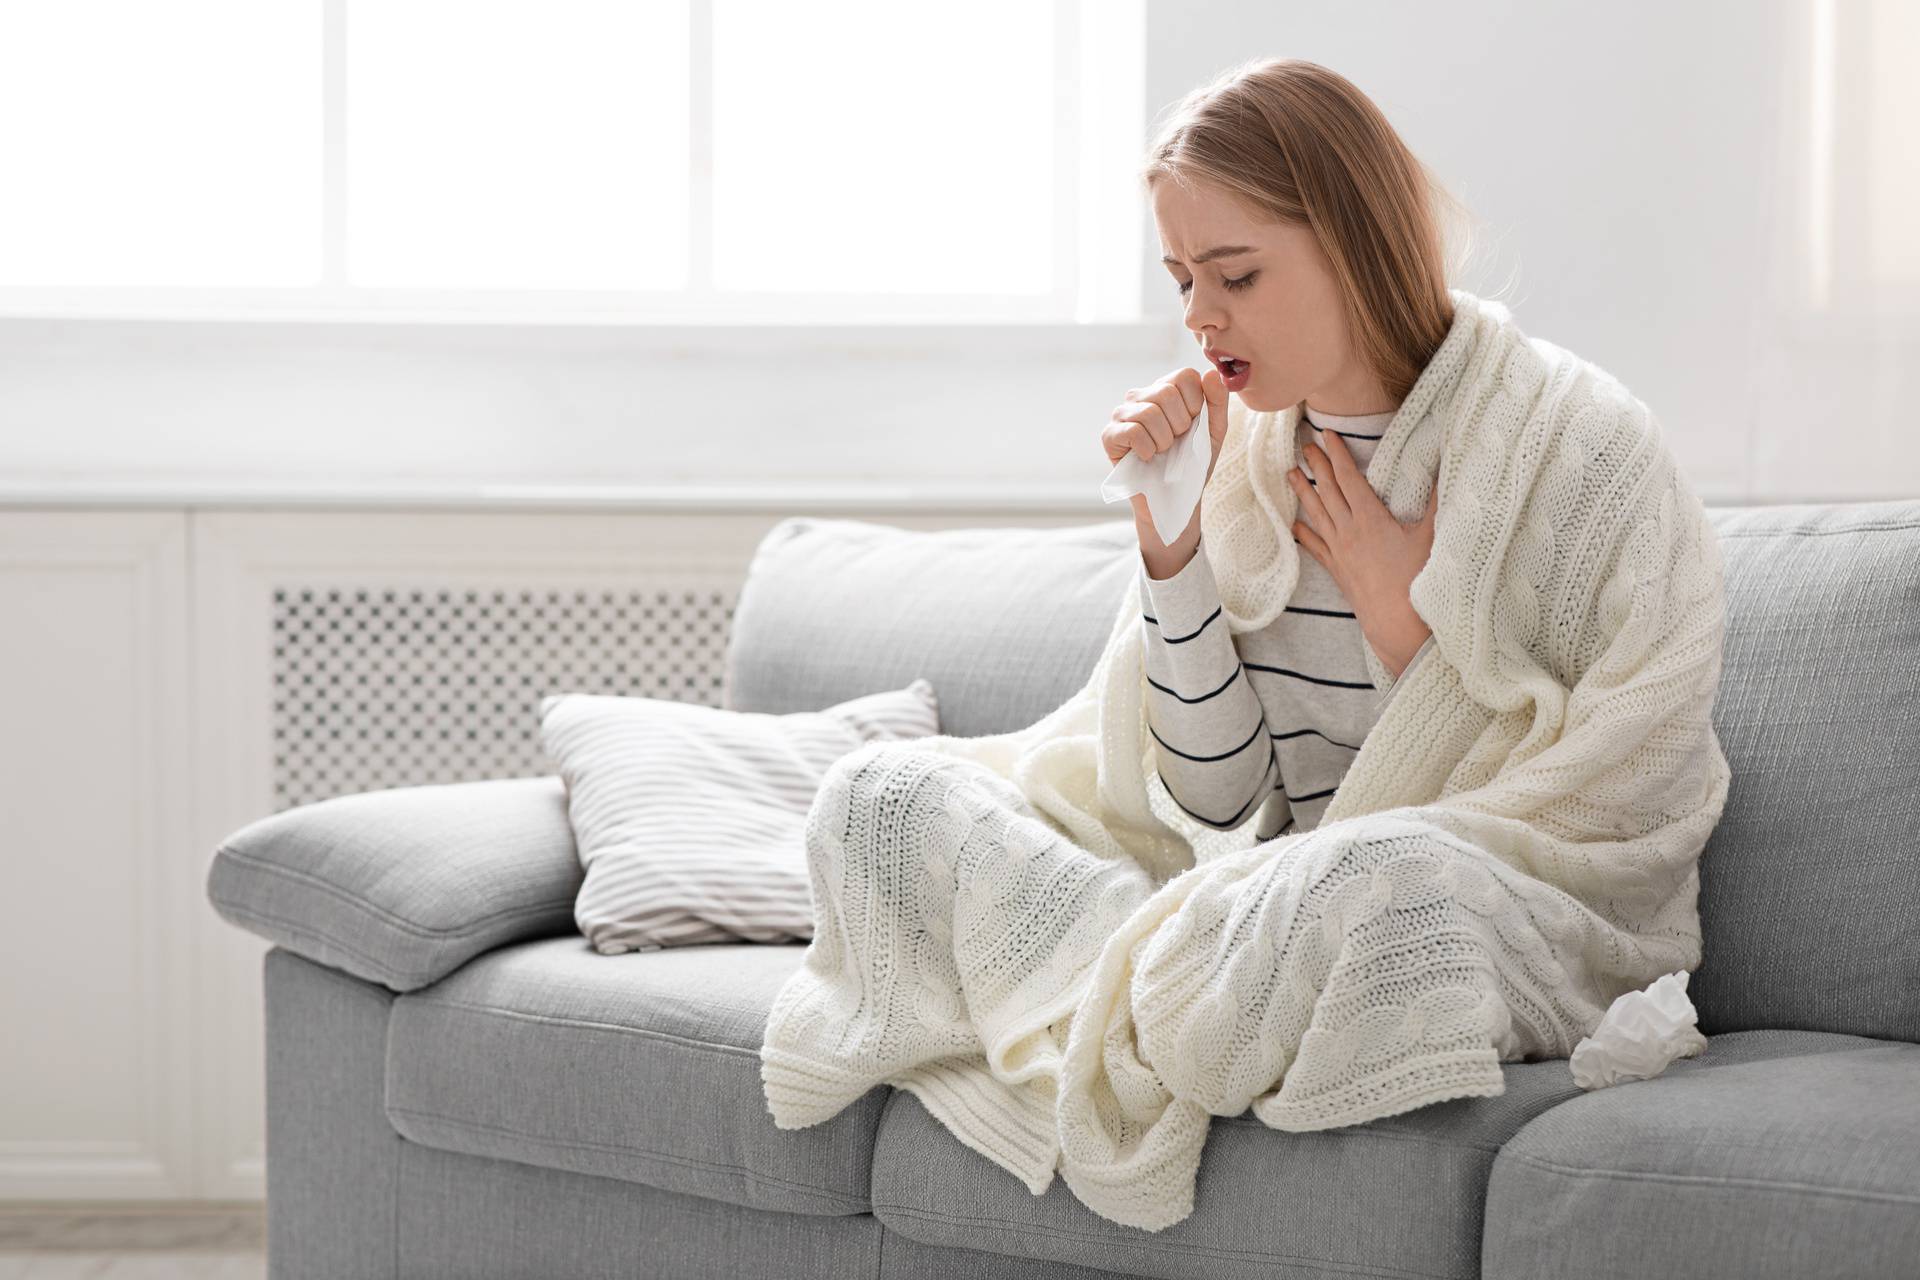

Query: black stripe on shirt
1242,660,1373,690
1273,726,1364,751
1142,605,1221,644
1159,744,1275,829
1146,712,1266,764
1145,665,1245,705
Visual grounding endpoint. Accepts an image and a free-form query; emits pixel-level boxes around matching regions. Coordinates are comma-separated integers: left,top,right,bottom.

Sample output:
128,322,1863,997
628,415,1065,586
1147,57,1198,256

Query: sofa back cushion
726,502,1920,1043
724,516,1135,738
1690,499,1920,1042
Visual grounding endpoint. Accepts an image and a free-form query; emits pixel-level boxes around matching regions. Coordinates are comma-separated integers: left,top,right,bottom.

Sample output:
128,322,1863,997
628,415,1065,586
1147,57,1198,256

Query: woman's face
1153,176,1393,416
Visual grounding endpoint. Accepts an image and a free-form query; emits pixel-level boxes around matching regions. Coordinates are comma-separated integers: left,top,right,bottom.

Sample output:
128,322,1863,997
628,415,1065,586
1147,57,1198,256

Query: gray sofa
205,499,1920,1280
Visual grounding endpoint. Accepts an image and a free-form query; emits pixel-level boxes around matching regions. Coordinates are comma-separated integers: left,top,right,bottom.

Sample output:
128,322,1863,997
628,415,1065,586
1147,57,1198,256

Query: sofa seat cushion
384,936,883,1217
870,1054,1595,1280
1482,1028,1920,1279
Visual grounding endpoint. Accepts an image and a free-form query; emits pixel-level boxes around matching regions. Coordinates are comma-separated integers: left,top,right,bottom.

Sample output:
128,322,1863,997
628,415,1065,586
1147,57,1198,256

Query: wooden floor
0,1209,263,1279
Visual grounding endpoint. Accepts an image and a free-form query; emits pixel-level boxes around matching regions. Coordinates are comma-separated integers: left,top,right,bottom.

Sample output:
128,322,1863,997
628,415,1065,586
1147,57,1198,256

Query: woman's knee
819,743,985,861
1306,821,1474,925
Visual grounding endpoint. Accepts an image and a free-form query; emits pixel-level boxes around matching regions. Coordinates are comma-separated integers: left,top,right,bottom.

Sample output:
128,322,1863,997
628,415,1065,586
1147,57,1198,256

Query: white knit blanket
759,288,1733,1232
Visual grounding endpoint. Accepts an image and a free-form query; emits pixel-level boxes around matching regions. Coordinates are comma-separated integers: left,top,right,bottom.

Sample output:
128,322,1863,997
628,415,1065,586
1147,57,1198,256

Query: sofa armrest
206,775,583,993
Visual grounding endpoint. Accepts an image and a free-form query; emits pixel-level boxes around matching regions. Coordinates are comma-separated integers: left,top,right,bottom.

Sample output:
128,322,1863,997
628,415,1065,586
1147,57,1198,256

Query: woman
1110,55,1459,840
761,58,1730,1235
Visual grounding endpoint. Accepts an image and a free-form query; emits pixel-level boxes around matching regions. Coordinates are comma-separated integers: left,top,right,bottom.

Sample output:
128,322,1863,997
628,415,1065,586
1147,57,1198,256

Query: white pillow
539,678,940,953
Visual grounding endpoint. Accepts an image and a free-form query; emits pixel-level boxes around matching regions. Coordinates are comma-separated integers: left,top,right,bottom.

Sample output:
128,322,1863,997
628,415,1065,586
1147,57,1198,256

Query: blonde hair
1143,58,1496,406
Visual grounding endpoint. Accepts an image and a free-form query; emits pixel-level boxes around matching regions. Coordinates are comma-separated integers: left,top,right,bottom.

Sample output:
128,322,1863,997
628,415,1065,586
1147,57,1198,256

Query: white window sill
0,312,1182,360
0,478,1120,514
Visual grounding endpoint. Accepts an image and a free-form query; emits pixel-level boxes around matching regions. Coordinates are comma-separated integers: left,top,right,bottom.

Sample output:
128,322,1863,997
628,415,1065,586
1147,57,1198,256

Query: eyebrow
1161,245,1258,266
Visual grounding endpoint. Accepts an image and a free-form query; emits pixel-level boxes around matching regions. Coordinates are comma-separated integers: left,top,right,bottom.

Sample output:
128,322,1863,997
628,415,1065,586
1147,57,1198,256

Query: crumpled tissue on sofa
1569,969,1709,1089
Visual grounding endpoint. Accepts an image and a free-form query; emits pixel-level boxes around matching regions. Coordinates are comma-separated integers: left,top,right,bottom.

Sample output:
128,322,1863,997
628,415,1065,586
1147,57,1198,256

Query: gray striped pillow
539,678,940,953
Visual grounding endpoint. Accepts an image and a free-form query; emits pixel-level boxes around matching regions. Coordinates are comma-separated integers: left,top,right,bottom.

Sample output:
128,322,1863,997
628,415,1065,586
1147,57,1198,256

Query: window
0,0,1147,324
1808,0,1919,314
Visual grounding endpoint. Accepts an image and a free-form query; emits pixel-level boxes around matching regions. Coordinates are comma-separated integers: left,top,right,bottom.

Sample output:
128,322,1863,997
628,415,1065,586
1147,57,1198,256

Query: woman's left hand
1289,431,1440,678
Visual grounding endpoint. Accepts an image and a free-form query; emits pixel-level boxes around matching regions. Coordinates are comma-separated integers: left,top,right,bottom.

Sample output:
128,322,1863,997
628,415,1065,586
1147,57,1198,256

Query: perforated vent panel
270,584,737,811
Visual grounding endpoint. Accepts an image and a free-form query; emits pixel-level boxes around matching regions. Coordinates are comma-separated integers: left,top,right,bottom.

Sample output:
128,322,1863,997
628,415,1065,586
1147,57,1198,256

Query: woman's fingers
1150,372,1206,440
1124,400,1175,457
1321,432,1376,518
1200,366,1228,438
1300,442,1352,522
1290,465,1331,538
1292,513,1328,570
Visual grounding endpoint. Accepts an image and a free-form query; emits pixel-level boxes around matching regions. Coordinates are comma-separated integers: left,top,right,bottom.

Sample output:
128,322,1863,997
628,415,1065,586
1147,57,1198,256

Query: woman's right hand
1101,364,1230,543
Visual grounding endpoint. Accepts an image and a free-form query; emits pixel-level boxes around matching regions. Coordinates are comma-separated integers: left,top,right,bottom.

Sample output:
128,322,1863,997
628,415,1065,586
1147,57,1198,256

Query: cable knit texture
759,288,1732,1233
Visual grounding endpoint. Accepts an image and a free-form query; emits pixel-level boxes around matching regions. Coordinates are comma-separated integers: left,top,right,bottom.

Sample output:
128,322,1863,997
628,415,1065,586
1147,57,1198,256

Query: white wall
1140,0,1916,504
1,0,1914,506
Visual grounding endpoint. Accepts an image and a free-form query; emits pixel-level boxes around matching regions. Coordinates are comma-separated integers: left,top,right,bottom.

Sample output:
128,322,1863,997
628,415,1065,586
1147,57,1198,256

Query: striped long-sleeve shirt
1140,401,1438,841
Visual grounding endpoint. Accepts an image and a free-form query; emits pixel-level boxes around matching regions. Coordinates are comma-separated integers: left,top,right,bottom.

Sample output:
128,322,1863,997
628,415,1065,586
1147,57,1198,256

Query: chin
1239,374,1310,415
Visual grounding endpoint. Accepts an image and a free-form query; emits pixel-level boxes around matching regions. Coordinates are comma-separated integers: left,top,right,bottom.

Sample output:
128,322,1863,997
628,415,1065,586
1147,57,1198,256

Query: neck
1304,399,1399,418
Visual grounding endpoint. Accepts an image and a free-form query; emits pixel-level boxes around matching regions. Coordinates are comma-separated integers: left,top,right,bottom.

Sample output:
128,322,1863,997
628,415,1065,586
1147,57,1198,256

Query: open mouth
1218,357,1250,377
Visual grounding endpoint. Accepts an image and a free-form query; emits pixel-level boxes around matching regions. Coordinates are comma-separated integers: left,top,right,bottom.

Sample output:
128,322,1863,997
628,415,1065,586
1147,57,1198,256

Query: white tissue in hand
1568,970,1708,1089
1100,419,1213,545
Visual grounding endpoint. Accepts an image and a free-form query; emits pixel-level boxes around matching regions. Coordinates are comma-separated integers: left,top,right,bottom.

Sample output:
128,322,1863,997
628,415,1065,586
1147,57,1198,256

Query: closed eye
1176,271,1258,297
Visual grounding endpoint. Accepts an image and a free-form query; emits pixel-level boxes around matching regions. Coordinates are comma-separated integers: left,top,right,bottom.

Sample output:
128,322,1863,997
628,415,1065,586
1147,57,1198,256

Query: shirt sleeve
1138,536,1278,831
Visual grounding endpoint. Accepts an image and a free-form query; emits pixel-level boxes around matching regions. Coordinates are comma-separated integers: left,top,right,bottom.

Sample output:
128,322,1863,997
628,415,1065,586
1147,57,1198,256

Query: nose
1184,296,1227,337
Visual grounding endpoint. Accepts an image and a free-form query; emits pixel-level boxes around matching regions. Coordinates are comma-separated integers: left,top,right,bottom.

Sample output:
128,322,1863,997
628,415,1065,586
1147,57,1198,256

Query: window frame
0,0,1151,329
